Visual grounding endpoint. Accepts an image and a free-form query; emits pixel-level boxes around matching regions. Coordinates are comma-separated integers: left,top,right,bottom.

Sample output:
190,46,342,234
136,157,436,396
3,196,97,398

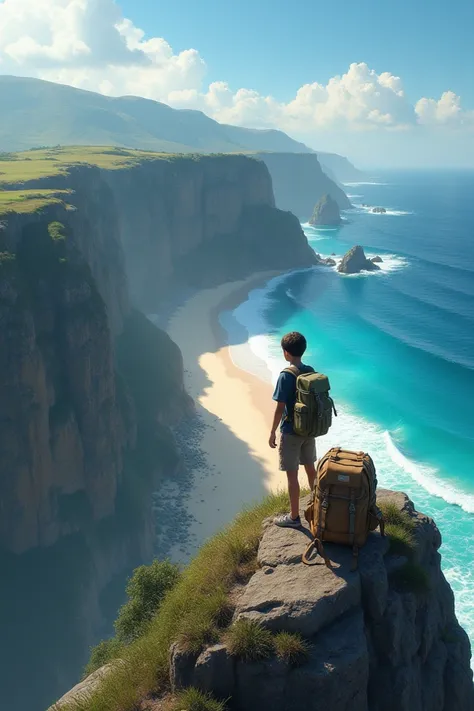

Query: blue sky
0,0,473,166
121,0,474,106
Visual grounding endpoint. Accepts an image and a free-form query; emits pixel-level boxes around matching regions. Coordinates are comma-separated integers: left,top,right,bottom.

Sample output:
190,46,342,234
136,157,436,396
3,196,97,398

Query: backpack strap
302,538,332,568
282,365,301,378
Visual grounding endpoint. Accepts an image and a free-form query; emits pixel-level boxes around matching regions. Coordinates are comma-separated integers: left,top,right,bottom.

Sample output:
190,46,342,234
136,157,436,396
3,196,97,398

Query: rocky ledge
171,490,474,711
338,245,381,274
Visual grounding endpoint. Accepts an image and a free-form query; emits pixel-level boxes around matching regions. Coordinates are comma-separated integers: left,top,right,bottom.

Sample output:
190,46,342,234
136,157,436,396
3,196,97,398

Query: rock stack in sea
309,194,342,226
338,245,381,274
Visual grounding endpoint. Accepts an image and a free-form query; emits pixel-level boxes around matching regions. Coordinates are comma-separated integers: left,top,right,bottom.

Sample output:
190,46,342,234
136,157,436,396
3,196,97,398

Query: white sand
167,273,289,558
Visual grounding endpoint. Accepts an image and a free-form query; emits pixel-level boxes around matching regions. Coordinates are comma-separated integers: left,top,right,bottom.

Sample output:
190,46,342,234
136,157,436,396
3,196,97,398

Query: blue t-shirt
272,364,314,435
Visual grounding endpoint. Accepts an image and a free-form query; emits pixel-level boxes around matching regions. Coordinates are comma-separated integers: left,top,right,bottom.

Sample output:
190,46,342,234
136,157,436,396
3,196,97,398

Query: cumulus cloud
415,91,474,127
0,0,472,140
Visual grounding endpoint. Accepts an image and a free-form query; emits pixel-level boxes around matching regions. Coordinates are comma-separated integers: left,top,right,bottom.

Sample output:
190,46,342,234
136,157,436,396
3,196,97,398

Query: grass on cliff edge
0,146,233,215
55,491,289,711
0,188,72,215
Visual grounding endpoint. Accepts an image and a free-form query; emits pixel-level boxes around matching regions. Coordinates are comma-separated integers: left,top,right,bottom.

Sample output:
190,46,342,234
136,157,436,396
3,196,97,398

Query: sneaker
274,513,302,528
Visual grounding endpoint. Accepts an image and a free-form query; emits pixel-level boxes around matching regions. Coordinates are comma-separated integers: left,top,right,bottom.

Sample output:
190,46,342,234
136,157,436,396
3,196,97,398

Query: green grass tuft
379,501,415,530
171,688,227,711
389,562,430,595
384,523,416,558
379,501,416,558
274,632,309,667
226,619,274,662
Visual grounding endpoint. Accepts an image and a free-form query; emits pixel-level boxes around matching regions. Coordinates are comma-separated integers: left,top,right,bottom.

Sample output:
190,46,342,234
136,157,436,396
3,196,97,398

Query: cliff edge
55,489,473,711
170,490,473,711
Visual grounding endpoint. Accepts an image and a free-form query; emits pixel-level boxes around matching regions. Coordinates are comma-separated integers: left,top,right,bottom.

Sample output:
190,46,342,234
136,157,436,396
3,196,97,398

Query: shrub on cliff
74,491,289,711
85,560,180,676
115,560,181,644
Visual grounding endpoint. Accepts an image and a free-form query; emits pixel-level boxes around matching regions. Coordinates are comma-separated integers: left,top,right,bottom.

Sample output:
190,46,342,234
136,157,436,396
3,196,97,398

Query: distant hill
0,76,362,183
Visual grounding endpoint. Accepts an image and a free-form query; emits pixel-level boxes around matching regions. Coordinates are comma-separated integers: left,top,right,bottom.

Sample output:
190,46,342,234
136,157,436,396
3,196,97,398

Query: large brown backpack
303,447,385,570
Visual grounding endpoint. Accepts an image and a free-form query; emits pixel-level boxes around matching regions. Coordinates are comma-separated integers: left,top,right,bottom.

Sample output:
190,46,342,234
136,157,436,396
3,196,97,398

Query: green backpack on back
283,365,337,437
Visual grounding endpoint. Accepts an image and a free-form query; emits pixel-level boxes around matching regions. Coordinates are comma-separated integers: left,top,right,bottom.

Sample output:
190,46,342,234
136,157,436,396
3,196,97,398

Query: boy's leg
304,463,316,491
302,437,317,490
275,434,303,527
286,469,300,519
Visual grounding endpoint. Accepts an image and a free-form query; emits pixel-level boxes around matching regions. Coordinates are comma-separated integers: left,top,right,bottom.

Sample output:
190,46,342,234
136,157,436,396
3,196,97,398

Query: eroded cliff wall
0,151,317,710
104,154,317,310
255,152,352,221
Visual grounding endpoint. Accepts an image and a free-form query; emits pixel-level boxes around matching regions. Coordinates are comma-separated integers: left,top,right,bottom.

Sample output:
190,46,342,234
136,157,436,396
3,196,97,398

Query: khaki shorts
279,433,317,472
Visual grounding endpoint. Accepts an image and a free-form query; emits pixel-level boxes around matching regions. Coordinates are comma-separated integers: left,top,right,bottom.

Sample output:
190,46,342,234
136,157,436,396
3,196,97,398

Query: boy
269,331,317,528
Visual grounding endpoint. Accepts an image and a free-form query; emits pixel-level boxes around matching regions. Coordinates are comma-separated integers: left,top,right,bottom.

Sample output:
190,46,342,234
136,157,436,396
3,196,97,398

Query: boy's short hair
281,331,307,357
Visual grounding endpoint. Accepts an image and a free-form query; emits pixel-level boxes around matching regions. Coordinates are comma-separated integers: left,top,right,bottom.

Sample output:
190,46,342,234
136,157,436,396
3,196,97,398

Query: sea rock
371,255,383,263
337,245,381,274
171,490,474,711
314,252,337,267
372,206,387,213
309,193,342,226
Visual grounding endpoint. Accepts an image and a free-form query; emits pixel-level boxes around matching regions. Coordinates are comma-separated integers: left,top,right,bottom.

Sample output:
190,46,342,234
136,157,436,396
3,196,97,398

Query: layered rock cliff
171,490,474,711
254,152,352,221
103,154,317,310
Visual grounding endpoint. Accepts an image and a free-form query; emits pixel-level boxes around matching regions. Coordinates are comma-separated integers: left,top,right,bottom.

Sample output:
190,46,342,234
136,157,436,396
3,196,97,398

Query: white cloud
0,0,472,145
415,91,474,127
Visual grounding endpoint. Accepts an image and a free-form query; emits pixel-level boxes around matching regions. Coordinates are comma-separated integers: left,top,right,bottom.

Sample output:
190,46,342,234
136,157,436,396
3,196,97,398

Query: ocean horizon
221,169,474,664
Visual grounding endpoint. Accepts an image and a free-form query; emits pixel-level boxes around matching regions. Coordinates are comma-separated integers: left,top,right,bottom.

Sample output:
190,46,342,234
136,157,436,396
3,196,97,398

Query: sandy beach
163,272,290,560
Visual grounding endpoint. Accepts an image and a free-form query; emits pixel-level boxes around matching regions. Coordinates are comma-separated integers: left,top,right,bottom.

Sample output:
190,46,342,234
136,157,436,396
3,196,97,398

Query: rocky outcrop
338,245,381,274
254,153,351,222
309,194,342,226
314,253,337,267
371,256,383,264
171,490,474,711
372,207,387,214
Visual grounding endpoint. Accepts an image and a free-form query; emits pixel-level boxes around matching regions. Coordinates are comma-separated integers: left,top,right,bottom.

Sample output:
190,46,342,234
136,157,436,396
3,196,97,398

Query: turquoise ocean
224,171,474,659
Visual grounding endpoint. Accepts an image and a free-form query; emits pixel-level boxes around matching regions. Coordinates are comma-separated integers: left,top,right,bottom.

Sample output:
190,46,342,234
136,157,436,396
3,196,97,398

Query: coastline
164,271,288,561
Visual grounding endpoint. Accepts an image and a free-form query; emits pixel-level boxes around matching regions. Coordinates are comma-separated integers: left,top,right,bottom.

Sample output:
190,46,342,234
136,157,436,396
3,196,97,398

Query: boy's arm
269,373,291,448
269,402,285,448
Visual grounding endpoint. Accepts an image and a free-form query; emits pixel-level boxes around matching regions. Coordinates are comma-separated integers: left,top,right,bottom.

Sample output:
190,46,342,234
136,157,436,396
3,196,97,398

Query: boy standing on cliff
269,331,317,528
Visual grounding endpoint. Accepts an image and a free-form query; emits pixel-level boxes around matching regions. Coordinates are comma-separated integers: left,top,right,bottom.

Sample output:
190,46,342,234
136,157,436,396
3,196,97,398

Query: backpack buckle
322,496,329,510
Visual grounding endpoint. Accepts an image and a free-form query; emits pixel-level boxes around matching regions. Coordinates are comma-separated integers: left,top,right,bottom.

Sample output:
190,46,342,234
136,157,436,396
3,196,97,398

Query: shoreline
163,271,288,561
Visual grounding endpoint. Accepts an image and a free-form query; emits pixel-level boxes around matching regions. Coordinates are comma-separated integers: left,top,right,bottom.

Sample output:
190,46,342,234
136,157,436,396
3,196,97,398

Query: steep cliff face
0,150,317,710
254,152,352,221
0,217,127,553
103,154,317,310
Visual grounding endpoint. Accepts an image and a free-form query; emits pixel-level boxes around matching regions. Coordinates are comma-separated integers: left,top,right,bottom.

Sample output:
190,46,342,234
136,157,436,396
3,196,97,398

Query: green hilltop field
0,146,186,215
